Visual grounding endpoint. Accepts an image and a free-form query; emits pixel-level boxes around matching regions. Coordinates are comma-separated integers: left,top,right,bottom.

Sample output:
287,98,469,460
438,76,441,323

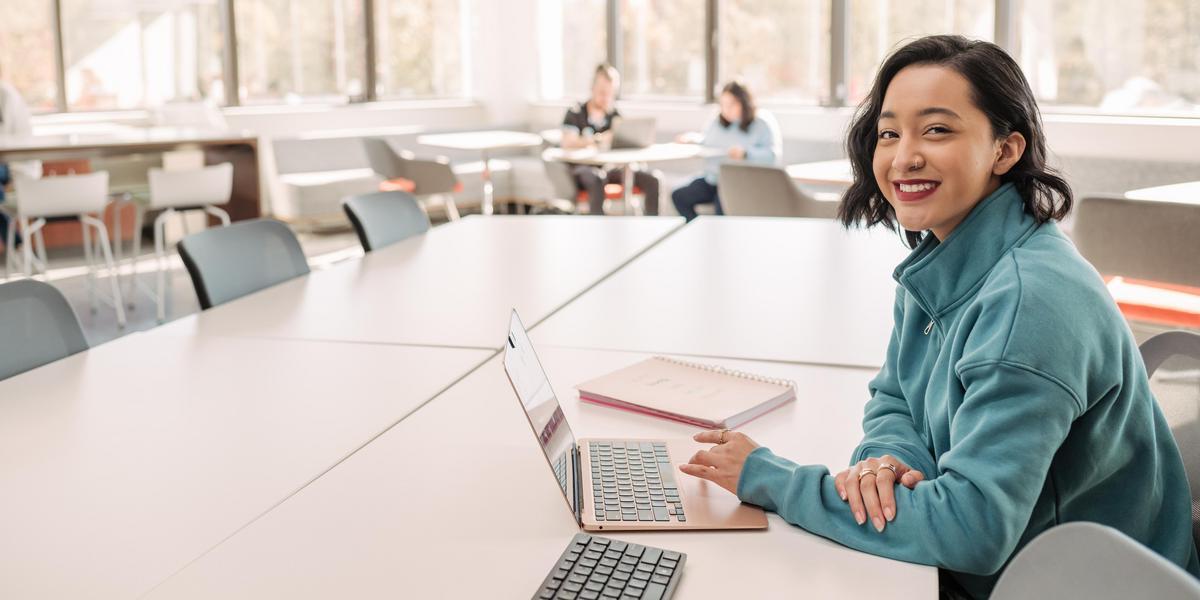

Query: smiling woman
680,35,1200,599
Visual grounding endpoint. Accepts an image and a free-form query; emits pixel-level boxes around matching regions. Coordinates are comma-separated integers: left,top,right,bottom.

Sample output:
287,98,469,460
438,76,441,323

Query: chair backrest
1140,330,1200,548
148,163,234,209
992,522,1200,599
342,190,430,252
177,219,310,309
1074,196,1200,288
0,279,88,381
11,171,110,218
718,163,838,219
362,137,409,180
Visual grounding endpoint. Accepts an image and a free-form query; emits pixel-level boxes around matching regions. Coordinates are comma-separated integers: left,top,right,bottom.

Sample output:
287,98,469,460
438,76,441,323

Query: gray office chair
0,279,89,381
718,163,838,219
1073,196,1200,287
992,522,1200,599
177,218,310,309
1141,330,1200,547
342,190,431,252
361,137,461,220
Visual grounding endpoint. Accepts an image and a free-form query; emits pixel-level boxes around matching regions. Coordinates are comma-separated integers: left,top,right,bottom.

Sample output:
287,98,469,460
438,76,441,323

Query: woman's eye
878,130,898,140
925,126,950,135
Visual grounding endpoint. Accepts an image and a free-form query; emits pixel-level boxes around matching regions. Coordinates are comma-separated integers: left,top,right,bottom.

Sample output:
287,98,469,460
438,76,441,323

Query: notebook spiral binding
652,356,797,390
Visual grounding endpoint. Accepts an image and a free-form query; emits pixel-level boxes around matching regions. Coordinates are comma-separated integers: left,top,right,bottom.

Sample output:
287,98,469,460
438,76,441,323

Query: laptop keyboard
534,533,684,600
588,441,685,523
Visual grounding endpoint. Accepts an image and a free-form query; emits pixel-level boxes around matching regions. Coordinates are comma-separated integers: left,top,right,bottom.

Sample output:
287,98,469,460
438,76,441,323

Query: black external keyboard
533,533,685,600
589,441,685,523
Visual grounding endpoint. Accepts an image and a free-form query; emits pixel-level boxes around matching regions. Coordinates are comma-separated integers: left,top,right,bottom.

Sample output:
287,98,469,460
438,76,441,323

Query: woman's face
872,64,1023,241
719,92,743,124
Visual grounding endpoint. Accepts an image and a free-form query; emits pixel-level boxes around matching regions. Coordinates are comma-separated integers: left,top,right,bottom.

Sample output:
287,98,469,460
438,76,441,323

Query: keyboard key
563,581,583,593
539,589,556,599
654,566,673,577
642,582,668,600
653,507,669,521
602,586,623,598
641,548,663,565
606,511,621,521
610,570,631,582
638,509,653,521
585,581,605,592
621,588,643,599
579,591,600,600
627,577,647,589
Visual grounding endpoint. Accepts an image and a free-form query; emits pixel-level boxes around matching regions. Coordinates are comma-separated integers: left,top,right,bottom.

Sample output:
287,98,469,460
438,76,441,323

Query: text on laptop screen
503,311,579,520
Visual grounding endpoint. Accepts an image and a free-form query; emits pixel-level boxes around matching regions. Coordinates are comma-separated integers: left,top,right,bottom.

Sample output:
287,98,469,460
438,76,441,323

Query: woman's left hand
727,145,746,160
678,429,760,495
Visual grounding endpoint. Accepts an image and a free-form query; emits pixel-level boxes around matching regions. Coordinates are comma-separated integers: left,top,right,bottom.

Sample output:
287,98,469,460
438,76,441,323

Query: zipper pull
923,319,934,335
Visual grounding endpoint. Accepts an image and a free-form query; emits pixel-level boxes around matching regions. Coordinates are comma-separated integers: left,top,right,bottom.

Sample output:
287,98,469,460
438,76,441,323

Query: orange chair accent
379,178,417,193
575,184,643,205
1105,276,1200,329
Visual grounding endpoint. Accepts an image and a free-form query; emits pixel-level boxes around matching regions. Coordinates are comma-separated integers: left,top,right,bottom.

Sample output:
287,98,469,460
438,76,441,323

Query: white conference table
0,330,490,600
167,215,684,349
418,130,545,215
787,158,853,187
532,216,911,369
145,347,936,599
1124,180,1200,205
543,143,715,215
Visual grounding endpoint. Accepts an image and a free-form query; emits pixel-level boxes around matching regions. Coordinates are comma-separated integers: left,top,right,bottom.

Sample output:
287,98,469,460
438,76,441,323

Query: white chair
7,171,126,327
132,163,232,322
992,522,1200,599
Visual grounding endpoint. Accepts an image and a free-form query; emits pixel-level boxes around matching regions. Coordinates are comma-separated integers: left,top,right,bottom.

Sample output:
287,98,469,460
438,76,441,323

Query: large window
1019,0,1200,113
0,0,59,113
847,0,994,103
719,0,830,104
61,0,225,110
620,0,705,99
538,0,606,101
374,0,466,99
236,0,366,104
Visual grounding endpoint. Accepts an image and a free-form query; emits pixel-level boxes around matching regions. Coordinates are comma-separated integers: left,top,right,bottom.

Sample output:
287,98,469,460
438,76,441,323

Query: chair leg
34,228,49,276
126,204,144,308
82,214,126,328
20,217,32,278
154,209,173,323
203,205,231,227
439,194,461,221
81,217,98,313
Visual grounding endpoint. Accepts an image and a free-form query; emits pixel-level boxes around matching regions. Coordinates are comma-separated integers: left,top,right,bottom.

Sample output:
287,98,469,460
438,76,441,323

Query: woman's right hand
833,455,924,532
675,131,703,144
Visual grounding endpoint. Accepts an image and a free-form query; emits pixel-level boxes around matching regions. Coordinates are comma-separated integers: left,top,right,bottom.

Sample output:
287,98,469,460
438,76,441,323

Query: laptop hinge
573,444,584,525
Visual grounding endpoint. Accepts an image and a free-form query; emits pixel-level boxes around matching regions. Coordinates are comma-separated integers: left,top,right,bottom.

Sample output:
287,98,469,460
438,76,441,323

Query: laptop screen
502,310,579,523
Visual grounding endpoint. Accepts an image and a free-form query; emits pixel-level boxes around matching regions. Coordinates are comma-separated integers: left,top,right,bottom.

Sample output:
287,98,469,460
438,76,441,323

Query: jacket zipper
923,319,934,335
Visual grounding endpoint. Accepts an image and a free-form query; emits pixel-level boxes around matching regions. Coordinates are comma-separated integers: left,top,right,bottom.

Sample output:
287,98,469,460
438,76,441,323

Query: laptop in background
610,117,656,149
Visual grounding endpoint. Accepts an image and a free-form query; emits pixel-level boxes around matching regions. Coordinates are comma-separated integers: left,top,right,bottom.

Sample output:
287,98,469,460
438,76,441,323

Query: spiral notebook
575,356,797,429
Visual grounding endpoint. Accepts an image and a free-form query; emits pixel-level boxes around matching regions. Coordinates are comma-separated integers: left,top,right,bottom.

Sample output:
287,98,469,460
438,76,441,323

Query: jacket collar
893,182,1040,319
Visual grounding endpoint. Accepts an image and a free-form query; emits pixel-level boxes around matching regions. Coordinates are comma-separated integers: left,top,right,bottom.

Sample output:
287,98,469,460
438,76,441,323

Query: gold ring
718,429,730,444
878,463,898,476
857,468,876,481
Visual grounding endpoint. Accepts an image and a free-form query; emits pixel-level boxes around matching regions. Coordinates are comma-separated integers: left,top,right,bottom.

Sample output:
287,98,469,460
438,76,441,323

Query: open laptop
503,310,767,532
610,117,656,149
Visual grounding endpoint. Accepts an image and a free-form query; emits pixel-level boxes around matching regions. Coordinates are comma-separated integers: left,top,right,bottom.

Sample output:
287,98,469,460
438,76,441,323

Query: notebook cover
575,357,796,429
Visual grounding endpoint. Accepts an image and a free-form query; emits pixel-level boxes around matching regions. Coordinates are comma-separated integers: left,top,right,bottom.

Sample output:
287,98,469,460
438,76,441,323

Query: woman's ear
993,131,1027,176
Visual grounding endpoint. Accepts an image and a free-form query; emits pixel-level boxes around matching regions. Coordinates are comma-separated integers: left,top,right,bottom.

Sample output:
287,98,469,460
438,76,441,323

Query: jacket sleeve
737,360,1081,575
743,114,781,165
849,289,938,477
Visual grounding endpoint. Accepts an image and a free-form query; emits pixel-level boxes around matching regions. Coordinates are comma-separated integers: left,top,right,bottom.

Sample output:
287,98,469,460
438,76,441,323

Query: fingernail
855,511,865,525
873,518,884,532
839,490,847,501
885,507,895,521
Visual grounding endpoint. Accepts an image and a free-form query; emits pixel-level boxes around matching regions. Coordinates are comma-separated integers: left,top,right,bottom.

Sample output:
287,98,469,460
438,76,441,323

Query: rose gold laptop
503,310,767,532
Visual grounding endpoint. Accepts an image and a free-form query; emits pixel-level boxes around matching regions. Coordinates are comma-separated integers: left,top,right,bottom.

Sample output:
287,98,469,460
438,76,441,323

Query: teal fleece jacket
737,182,1200,597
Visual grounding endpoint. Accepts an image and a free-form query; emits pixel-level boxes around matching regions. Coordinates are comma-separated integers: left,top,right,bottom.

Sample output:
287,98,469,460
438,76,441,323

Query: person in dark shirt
561,64,660,215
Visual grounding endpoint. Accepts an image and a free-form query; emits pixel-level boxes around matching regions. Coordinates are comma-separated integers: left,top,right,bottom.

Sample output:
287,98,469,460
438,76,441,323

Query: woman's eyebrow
879,107,962,120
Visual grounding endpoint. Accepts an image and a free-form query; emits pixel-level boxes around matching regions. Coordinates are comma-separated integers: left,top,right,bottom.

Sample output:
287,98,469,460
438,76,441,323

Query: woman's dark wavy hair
839,35,1072,247
718,81,756,132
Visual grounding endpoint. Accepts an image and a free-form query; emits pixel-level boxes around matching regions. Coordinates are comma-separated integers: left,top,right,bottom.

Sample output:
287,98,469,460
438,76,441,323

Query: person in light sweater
671,80,781,221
